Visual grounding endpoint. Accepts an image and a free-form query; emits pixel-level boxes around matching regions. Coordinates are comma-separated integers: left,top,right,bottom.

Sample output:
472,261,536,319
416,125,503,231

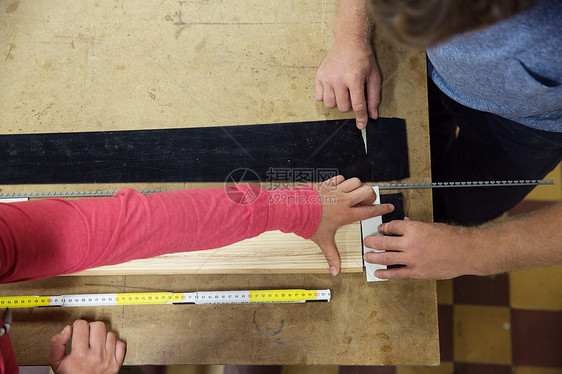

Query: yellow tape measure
0,289,331,309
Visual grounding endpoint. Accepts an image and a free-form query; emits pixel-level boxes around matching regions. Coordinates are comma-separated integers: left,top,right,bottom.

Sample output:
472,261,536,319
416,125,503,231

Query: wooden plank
78,224,363,275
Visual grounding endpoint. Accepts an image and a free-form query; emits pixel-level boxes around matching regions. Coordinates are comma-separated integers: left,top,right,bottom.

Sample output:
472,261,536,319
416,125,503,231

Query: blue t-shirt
427,0,562,132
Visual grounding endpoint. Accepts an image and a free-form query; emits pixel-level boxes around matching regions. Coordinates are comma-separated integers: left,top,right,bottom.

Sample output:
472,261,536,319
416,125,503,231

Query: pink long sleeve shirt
0,185,322,373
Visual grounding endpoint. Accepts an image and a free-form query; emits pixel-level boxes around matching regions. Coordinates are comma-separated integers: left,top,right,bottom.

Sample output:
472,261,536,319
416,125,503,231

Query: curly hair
368,0,538,47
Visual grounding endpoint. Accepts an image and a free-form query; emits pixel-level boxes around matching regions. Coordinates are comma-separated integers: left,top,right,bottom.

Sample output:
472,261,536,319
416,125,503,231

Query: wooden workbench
0,0,438,366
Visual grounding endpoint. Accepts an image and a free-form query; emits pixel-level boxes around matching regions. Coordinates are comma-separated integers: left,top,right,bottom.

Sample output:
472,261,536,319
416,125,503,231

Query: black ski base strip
1,118,409,184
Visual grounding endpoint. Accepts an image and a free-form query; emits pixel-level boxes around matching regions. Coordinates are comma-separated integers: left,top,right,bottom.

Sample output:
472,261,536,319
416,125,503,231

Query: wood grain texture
78,225,363,275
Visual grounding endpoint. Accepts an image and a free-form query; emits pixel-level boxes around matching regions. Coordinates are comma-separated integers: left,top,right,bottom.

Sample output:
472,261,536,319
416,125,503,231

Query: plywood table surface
0,0,438,366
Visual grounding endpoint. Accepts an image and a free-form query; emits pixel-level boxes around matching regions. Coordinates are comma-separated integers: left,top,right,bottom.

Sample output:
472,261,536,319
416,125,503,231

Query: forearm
333,0,374,46
471,202,562,275
0,186,321,283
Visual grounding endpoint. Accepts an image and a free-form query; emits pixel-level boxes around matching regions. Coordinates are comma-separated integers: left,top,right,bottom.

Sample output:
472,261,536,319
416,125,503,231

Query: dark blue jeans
429,78,562,225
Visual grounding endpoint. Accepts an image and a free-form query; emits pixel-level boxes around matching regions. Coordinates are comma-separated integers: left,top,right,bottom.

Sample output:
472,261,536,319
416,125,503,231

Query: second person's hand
49,320,126,374
363,219,479,279
315,40,381,129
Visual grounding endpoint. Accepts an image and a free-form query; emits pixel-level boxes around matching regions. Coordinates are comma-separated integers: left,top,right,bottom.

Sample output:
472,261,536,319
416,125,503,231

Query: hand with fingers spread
315,0,381,129
363,202,562,280
49,320,126,374
311,175,394,276
363,219,477,280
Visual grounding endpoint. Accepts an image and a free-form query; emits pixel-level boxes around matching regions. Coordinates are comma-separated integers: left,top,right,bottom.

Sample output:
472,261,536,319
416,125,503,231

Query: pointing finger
349,80,368,129
366,74,380,120
351,203,394,222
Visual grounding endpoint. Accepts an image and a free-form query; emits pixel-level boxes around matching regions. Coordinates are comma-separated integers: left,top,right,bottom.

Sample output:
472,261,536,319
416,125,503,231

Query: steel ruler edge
0,289,331,309
0,180,554,199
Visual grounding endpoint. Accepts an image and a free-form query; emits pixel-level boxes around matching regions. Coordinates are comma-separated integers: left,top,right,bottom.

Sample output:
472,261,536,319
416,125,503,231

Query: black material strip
367,117,410,181
380,193,404,223
379,192,406,270
1,118,409,184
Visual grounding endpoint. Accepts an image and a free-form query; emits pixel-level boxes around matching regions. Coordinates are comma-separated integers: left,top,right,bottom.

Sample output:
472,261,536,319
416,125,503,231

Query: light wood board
78,225,363,275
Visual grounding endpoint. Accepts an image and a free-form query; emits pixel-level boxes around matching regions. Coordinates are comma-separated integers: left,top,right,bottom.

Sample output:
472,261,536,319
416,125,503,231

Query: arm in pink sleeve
0,322,17,374
0,185,321,283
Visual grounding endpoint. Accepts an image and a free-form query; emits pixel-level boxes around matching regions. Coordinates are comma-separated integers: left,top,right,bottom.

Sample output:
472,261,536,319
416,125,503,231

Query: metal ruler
0,180,553,199
377,179,554,190
0,289,331,309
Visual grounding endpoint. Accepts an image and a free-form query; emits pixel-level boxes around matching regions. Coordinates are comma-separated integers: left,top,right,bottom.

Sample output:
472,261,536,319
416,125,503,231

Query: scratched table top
0,0,438,365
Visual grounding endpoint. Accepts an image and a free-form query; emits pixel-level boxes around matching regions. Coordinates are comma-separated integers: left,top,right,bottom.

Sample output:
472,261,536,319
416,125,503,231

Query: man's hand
364,202,562,280
315,41,381,129
49,320,126,374
363,219,482,280
311,175,394,276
